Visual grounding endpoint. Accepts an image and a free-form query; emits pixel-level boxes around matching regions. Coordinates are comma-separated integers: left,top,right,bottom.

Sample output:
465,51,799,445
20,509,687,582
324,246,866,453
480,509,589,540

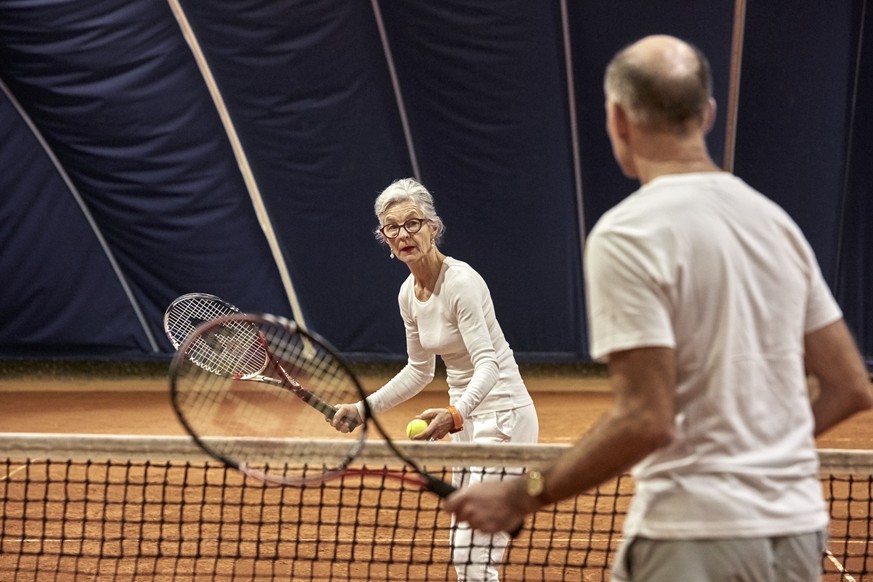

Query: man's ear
703,98,717,133
609,100,632,140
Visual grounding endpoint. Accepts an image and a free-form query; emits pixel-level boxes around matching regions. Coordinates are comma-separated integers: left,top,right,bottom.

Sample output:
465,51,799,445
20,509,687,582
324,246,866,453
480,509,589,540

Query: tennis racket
169,312,455,496
164,292,241,349
163,293,352,429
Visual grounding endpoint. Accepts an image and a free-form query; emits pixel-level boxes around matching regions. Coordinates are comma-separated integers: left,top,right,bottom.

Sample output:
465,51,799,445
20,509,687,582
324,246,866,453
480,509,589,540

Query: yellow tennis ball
406,418,429,439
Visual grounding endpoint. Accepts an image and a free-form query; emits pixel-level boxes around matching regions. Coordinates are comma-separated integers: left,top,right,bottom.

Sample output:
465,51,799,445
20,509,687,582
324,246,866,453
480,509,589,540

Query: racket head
164,292,241,349
169,312,368,486
164,293,269,379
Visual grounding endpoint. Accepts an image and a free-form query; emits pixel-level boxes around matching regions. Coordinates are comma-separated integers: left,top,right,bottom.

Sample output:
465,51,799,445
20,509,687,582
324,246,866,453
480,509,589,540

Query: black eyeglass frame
379,218,429,239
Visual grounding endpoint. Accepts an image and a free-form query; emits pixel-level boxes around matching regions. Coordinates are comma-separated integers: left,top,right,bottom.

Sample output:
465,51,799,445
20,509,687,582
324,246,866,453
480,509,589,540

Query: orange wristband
447,405,463,433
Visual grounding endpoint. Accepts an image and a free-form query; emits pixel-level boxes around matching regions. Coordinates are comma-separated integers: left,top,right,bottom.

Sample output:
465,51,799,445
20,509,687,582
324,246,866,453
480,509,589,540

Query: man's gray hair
604,40,712,133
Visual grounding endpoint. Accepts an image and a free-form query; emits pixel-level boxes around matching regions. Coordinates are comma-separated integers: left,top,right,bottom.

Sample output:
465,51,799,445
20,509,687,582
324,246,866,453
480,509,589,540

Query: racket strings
192,319,266,378
172,313,367,487
165,294,239,349
165,294,269,378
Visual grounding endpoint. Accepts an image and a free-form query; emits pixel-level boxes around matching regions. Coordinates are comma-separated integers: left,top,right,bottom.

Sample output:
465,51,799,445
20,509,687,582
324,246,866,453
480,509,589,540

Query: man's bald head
604,35,712,134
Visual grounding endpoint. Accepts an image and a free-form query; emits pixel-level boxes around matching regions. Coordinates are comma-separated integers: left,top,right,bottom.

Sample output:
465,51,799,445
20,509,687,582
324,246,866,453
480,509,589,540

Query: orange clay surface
1,371,872,582
1,372,871,449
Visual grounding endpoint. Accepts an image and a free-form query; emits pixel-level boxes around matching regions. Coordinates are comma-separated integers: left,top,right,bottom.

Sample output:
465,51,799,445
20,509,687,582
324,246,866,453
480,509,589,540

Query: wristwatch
525,470,546,498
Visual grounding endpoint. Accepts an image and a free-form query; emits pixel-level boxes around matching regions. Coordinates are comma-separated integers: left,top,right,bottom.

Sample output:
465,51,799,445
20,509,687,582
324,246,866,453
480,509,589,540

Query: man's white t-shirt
585,172,842,539
365,257,532,420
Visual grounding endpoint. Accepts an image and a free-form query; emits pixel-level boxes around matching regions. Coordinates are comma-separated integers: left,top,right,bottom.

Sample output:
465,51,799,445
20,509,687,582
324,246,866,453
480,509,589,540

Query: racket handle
272,364,359,431
324,408,359,432
423,475,524,537
293,389,358,430
422,474,456,498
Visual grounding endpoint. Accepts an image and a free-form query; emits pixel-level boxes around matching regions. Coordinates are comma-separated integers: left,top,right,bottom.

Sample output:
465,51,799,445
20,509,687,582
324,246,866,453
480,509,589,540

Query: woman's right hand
330,404,363,433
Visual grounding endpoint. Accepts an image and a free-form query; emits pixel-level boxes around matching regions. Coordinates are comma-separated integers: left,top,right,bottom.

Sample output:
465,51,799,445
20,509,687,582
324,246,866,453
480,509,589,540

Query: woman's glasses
379,218,428,239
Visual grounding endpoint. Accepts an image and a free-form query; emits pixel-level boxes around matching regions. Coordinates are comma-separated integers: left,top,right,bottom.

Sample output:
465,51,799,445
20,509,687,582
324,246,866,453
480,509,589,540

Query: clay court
2,369,872,580
1,369,871,446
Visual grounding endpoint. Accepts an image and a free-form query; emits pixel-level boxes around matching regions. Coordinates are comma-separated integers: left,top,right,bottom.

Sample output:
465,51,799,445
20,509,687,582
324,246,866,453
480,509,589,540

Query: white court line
825,550,857,582
0,460,40,481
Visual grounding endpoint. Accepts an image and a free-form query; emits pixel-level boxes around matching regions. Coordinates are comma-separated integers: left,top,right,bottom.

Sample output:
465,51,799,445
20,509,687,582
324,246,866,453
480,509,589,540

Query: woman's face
380,201,436,264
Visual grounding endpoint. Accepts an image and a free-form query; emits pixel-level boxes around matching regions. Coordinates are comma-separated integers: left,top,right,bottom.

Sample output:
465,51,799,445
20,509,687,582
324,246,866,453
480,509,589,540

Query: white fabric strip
370,0,421,180
166,0,309,331
0,77,160,352
559,0,587,251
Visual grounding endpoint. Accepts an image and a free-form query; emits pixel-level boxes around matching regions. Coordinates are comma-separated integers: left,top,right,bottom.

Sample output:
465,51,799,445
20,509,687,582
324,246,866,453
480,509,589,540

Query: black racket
169,312,455,496
164,293,353,429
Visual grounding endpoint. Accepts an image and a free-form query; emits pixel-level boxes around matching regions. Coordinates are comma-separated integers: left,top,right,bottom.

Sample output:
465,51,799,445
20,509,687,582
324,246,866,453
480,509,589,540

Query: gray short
611,530,827,582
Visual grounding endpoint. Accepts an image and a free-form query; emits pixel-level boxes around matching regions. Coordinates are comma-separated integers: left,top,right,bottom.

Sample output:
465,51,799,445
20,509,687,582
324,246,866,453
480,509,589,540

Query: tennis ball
406,418,429,439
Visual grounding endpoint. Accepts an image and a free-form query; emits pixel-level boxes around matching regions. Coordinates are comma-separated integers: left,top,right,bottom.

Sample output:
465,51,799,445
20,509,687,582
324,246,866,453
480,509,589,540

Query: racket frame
164,293,356,428
169,313,368,486
169,312,455,497
163,292,241,349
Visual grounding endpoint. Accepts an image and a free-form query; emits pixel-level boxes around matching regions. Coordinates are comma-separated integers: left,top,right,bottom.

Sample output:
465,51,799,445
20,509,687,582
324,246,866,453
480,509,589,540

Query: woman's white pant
450,404,538,581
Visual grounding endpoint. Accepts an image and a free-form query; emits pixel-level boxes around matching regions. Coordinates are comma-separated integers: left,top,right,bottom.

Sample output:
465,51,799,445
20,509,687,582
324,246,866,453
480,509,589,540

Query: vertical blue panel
566,2,734,363
0,0,292,355
567,1,735,235
835,0,873,366
178,0,415,355
0,94,153,356
378,0,584,360
735,3,855,282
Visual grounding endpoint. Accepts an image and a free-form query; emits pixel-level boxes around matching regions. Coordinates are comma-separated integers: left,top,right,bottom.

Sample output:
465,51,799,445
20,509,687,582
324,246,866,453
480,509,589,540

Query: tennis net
0,433,870,581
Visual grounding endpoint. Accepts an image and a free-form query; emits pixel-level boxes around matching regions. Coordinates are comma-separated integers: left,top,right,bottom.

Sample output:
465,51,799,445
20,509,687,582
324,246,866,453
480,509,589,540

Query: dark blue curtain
736,1,870,366
0,0,870,366
835,0,873,368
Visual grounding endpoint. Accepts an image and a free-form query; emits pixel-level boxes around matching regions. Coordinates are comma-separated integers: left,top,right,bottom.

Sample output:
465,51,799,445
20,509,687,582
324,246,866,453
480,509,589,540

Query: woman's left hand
417,408,455,440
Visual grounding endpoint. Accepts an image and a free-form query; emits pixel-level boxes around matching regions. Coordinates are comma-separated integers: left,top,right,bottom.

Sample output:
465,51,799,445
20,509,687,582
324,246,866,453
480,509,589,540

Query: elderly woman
332,177,538,581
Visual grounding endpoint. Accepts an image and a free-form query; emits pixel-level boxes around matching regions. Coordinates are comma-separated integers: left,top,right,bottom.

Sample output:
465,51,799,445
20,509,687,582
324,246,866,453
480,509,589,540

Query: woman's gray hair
373,178,445,244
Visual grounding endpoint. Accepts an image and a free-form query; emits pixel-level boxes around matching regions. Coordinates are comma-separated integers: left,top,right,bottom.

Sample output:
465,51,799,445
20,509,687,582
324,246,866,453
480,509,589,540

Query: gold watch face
526,470,545,497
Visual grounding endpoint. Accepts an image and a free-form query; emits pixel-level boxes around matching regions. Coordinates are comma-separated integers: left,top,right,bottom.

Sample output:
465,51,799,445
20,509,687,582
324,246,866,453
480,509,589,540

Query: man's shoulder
589,186,656,238
592,172,771,233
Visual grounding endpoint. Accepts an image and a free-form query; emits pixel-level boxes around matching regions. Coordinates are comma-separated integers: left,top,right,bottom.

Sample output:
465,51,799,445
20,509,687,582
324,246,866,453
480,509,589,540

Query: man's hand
444,477,533,534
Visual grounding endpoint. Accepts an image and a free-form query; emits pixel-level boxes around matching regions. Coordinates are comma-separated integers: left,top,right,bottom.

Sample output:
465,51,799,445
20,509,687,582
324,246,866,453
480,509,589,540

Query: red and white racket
168,312,455,495
163,293,353,429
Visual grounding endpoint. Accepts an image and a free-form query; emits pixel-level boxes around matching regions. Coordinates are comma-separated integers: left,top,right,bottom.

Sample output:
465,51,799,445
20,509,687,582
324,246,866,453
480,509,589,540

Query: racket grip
423,475,457,498
424,475,524,537
322,407,359,432
271,361,358,428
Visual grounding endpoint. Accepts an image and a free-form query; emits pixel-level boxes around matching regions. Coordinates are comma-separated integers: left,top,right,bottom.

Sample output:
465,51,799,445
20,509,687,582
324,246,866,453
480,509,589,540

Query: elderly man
445,34,872,582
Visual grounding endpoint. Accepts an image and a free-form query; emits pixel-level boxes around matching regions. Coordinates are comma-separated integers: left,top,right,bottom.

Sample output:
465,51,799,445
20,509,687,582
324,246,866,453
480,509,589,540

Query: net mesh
0,434,870,581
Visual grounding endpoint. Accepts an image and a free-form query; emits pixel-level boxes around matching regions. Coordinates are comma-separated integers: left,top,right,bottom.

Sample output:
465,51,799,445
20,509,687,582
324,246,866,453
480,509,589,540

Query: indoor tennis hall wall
0,1,870,367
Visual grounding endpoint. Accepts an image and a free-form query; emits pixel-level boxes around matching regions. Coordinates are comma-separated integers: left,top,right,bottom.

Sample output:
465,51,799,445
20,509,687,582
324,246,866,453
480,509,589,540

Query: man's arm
444,346,676,533
530,347,676,505
806,319,872,436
